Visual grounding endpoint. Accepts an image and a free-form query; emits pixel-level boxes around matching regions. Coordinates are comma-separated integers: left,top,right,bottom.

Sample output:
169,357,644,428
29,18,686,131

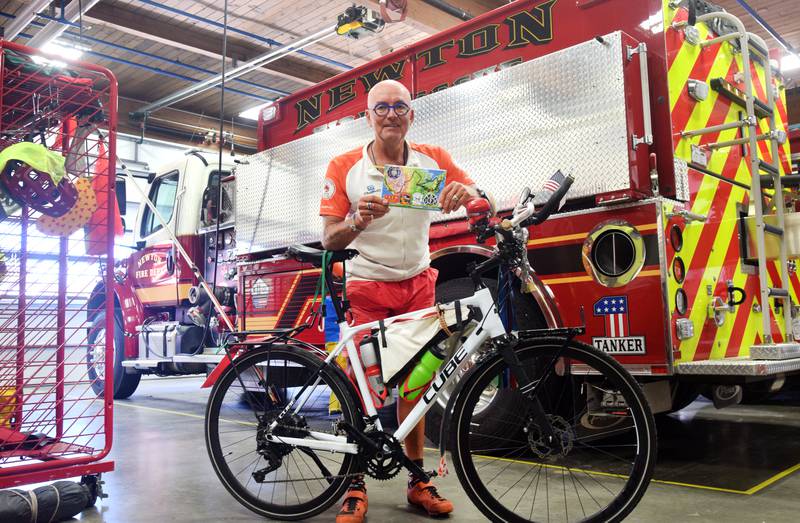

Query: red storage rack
0,40,117,488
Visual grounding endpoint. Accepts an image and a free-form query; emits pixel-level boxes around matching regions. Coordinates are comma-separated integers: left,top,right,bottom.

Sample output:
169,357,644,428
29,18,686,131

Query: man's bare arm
321,195,390,250
322,216,361,251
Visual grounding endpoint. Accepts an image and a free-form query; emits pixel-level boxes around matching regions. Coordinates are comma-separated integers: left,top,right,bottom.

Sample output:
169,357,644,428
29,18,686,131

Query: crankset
361,431,404,481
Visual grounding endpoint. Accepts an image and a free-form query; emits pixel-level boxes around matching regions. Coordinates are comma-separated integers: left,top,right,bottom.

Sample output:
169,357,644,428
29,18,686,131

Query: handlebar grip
527,175,574,226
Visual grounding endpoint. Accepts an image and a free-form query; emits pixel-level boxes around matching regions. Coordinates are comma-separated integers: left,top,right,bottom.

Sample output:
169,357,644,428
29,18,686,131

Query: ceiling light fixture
32,40,87,67
780,53,800,72
238,102,274,121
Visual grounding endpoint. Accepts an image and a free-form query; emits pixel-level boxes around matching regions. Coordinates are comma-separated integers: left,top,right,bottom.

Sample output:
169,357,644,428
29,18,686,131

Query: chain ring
362,431,404,481
525,415,574,460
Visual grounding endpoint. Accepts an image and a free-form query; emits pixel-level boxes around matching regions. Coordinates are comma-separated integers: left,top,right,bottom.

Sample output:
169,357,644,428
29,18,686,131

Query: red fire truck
92,0,798,439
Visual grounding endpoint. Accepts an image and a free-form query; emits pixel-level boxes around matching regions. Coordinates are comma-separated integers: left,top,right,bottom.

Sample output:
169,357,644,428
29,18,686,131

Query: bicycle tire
205,344,361,520
450,337,656,523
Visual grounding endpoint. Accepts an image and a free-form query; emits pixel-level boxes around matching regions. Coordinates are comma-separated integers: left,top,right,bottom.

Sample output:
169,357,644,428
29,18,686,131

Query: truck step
750,342,800,360
675,356,800,376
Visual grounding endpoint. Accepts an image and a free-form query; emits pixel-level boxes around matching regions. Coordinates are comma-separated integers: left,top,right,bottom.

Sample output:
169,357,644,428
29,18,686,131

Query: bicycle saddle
287,245,358,267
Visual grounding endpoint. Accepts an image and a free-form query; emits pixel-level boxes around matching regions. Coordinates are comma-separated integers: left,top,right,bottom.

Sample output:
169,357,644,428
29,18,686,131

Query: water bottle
360,336,388,408
400,342,447,401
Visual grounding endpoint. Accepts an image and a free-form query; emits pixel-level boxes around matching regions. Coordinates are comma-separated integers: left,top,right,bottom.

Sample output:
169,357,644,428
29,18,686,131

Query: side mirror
115,176,127,215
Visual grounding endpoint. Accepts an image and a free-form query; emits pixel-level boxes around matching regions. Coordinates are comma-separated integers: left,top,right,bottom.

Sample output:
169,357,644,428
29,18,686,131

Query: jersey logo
322,178,336,199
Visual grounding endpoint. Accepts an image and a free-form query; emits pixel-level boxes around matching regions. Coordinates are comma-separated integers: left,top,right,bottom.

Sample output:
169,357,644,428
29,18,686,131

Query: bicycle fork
495,334,572,453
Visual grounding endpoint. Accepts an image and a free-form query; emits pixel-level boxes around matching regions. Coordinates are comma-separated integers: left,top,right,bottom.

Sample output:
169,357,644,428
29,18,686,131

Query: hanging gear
0,142,76,217
379,0,407,23
36,177,96,237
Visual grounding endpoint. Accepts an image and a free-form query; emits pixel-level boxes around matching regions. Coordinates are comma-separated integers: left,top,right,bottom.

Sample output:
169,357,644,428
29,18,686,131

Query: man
320,79,491,523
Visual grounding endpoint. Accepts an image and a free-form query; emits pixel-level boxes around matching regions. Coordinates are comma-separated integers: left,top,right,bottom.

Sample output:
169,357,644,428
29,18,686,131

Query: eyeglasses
370,102,411,117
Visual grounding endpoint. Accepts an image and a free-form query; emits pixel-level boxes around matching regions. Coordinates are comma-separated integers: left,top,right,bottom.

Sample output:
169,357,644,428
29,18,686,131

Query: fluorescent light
781,54,800,72
238,102,274,121
43,41,84,60
32,40,86,67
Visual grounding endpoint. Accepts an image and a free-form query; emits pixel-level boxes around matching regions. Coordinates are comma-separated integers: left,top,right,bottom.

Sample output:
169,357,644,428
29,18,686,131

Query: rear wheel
450,337,656,523
205,345,361,520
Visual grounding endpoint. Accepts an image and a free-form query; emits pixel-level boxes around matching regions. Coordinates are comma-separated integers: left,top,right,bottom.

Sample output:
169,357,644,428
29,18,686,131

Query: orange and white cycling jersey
320,142,473,281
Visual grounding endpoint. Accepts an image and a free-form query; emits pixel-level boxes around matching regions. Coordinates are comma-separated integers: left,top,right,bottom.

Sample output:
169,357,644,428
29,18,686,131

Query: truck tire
424,277,545,446
87,311,141,399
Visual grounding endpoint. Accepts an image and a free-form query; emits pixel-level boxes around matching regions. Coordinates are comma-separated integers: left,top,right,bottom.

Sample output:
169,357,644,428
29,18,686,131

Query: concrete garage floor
65,376,800,522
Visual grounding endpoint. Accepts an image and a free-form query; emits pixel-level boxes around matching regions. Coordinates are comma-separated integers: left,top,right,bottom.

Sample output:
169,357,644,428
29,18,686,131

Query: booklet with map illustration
380,164,446,211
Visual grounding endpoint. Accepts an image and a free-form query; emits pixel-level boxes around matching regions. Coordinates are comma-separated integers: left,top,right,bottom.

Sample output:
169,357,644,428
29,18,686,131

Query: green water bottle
400,343,446,401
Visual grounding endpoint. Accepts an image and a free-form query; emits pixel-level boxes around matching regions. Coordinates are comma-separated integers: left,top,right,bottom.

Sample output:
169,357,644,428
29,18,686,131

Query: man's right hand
355,195,390,230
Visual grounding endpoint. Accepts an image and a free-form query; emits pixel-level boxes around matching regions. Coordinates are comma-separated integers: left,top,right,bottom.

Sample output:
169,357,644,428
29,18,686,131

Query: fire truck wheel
425,276,545,446
87,311,141,399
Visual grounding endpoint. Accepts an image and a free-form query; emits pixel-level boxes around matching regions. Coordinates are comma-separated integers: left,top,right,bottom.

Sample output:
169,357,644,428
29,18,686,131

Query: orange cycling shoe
407,481,454,516
336,485,368,523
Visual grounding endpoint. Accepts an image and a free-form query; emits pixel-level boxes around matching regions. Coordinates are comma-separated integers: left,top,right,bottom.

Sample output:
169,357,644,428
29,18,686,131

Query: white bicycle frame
264,286,507,454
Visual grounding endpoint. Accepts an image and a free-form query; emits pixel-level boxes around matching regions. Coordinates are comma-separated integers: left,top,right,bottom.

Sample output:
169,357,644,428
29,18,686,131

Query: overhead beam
3,0,50,40
86,0,338,87
117,97,257,151
27,0,102,48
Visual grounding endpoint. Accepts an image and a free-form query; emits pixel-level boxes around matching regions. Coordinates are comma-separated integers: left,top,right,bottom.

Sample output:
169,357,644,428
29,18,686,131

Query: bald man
320,80,491,522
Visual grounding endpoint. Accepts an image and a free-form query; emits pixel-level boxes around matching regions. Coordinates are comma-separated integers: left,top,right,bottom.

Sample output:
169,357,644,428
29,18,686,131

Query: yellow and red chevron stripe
663,0,795,364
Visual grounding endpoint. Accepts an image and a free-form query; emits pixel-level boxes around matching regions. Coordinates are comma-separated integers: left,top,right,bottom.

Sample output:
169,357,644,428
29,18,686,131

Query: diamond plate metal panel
237,32,634,254
750,343,800,360
673,157,689,202
675,357,800,376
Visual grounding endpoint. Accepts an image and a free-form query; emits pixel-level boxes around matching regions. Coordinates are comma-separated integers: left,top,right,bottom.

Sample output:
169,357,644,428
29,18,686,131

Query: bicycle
204,177,657,522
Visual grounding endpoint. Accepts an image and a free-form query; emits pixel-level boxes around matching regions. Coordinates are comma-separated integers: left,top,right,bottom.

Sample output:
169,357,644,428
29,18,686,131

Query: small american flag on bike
594,296,629,337
539,170,568,209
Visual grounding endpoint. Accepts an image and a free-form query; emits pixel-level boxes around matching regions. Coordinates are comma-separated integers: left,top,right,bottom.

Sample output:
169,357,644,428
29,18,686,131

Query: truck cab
87,150,236,398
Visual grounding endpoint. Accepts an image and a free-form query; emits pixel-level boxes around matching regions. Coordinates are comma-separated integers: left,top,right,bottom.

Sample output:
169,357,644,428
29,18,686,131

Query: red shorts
347,267,439,327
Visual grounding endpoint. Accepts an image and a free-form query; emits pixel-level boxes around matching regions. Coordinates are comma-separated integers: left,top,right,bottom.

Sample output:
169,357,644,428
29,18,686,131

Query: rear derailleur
251,413,309,483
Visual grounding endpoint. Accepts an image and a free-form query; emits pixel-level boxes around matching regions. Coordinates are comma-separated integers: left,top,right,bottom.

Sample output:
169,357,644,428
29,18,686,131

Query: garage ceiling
0,0,796,146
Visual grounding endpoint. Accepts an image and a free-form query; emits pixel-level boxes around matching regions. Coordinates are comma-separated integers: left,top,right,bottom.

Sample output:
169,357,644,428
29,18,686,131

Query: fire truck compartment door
235,31,641,254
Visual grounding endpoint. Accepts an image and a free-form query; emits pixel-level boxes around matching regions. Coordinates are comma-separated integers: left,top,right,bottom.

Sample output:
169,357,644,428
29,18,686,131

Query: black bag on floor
0,480,94,523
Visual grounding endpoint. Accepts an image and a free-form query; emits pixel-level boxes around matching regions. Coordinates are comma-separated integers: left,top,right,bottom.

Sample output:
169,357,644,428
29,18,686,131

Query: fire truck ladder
677,10,798,360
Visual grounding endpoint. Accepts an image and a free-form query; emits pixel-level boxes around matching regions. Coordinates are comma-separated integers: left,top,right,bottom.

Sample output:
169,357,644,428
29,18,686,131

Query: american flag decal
594,296,629,337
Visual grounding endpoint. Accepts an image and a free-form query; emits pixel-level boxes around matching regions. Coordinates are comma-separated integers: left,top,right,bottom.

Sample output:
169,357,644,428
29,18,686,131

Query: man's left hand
440,182,478,214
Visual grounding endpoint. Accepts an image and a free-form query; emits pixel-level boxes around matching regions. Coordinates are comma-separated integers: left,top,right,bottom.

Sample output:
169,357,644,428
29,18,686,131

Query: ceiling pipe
734,0,800,65
423,0,473,21
26,0,103,48
0,11,286,99
10,28,273,104
135,0,352,71
2,0,51,40
132,26,336,118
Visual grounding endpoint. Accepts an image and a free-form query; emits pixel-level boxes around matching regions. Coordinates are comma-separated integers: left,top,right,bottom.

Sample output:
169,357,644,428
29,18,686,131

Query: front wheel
450,337,656,523
205,345,361,520
86,311,141,399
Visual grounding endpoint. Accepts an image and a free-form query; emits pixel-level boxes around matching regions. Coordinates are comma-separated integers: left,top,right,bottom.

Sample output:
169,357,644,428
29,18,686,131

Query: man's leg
337,280,391,523
399,269,454,516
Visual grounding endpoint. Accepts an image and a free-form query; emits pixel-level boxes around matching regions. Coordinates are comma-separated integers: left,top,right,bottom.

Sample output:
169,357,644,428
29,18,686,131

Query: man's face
366,83,414,145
